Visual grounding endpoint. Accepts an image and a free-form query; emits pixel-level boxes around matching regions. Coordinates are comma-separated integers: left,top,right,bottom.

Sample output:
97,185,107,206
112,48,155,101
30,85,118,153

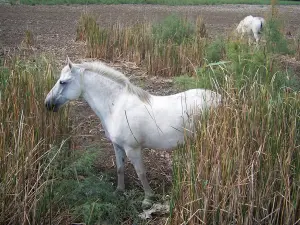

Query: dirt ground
1,3,300,222
1,4,300,59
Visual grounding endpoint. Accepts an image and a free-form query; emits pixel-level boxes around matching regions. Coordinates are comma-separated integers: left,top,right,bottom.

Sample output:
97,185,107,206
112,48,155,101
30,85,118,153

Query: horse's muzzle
45,100,59,112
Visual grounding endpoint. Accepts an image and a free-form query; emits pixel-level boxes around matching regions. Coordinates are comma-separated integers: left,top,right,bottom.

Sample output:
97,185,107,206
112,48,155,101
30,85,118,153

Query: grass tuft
152,14,196,45
171,80,300,224
38,147,144,224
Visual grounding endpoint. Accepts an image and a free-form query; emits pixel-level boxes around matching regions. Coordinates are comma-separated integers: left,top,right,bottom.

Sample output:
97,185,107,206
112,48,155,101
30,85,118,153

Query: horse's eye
60,80,66,85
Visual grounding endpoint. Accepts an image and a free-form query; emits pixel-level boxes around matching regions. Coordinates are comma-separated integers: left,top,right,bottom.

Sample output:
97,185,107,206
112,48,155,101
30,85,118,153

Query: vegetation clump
171,24,300,225
76,13,207,76
38,148,143,224
152,14,196,45
0,55,69,224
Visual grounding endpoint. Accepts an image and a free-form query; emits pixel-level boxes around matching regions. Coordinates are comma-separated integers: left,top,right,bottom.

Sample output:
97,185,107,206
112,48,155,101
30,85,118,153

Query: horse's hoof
142,198,153,210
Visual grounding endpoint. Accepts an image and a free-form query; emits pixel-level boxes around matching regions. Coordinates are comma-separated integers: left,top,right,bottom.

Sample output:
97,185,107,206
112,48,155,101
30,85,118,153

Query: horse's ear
66,56,73,69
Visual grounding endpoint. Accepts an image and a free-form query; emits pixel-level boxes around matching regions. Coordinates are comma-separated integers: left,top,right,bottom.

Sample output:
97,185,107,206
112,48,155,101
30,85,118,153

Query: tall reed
77,14,207,76
0,55,70,224
170,59,300,224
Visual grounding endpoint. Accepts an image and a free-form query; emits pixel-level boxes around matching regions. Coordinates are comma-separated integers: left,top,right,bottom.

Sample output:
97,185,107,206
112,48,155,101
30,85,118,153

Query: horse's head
45,57,84,112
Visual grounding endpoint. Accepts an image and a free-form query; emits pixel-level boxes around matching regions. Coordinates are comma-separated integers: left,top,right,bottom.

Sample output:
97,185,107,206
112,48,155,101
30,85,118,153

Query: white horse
45,58,221,208
236,15,266,43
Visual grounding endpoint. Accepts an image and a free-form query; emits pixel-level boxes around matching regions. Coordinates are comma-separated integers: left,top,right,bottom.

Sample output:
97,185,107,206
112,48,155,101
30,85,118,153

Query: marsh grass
264,18,290,55
77,13,207,76
171,84,300,224
171,39,300,224
0,54,70,224
78,10,299,78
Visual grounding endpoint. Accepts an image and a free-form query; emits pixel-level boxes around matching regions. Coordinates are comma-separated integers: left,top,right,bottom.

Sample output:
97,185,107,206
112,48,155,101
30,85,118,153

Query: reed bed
169,16,300,220
0,55,70,224
77,14,207,76
170,67,300,224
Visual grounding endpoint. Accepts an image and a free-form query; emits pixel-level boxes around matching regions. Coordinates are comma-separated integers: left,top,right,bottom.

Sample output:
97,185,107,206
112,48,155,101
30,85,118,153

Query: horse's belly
143,131,185,150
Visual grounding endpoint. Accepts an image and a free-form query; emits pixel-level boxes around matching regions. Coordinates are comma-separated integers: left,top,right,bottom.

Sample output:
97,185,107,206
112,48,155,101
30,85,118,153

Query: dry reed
76,14,207,77
171,78,300,224
0,55,70,224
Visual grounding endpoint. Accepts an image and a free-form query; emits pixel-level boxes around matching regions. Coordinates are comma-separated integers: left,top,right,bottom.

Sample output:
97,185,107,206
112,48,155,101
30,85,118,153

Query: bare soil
1,3,300,223
1,4,300,59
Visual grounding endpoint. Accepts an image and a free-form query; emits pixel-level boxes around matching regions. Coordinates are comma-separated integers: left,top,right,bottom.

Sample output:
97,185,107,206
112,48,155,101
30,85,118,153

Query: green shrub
205,38,225,63
152,14,195,45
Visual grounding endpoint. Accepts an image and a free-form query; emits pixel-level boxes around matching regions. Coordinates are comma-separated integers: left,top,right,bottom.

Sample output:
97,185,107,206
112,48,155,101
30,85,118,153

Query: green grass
13,0,300,5
152,14,196,45
38,147,145,224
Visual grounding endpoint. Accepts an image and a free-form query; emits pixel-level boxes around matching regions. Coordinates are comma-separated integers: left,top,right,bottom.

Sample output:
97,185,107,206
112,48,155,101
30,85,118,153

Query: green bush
205,38,225,63
152,14,195,45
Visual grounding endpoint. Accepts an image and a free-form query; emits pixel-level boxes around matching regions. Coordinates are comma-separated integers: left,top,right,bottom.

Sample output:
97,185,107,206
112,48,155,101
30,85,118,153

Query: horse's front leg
253,32,260,43
113,143,126,192
125,147,154,209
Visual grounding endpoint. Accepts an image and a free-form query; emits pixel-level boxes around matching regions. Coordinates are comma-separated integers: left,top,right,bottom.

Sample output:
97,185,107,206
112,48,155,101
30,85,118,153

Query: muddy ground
1,3,300,222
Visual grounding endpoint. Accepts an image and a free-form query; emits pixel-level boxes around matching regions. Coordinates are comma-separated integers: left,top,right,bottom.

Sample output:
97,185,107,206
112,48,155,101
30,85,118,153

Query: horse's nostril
45,101,54,111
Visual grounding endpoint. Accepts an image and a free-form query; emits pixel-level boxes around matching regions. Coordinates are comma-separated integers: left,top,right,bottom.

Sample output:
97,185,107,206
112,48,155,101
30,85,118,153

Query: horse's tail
259,17,266,29
258,18,265,34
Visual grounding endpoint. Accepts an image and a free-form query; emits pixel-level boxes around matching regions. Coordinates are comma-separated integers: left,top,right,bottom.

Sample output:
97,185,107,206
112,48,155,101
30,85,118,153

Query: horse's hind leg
113,143,126,192
125,147,154,209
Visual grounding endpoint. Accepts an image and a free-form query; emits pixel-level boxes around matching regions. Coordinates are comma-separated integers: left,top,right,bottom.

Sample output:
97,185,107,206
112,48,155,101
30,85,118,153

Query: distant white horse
236,15,266,43
45,58,221,208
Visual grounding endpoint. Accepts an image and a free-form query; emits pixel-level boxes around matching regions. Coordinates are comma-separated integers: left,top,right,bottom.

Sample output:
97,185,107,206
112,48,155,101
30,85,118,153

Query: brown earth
1,4,300,60
1,3,300,223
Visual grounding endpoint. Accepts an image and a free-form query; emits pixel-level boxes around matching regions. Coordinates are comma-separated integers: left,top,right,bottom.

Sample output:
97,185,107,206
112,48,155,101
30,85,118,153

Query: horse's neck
82,71,124,127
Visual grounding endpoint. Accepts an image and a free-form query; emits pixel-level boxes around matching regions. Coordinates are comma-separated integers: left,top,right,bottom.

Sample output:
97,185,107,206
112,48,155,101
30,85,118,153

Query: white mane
80,61,150,103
